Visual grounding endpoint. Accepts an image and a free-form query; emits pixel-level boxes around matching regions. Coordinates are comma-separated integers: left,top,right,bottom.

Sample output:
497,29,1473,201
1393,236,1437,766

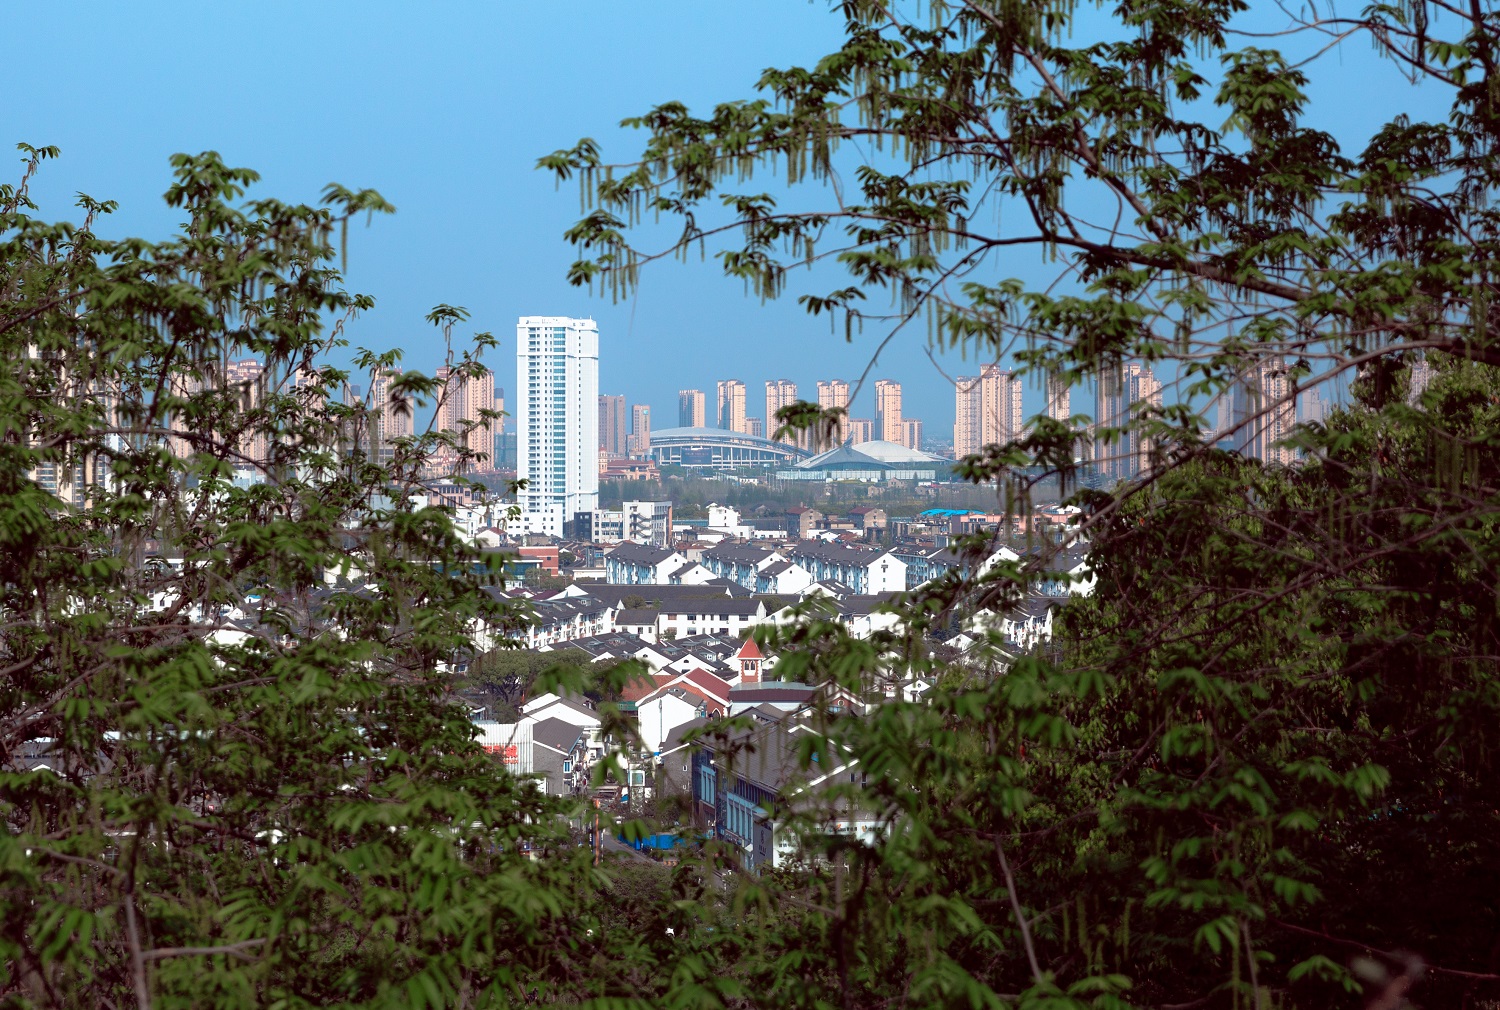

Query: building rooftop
605,542,680,566
796,440,946,470
703,541,784,564
787,541,895,566
532,716,585,754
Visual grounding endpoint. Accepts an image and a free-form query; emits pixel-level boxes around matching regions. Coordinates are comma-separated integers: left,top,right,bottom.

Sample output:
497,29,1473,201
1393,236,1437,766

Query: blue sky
6,3,1450,440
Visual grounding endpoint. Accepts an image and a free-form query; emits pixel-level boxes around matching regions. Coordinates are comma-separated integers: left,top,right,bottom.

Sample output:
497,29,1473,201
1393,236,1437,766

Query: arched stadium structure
649,426,813,471
776,439,950,482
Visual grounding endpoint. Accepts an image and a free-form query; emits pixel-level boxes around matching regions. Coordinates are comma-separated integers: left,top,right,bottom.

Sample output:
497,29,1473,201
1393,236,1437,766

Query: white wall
637,692,699,755
517,316,599,526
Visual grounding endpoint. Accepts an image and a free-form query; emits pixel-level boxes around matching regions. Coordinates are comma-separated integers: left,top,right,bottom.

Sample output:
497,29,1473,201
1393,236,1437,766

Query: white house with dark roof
614,607,661,641
604,542,688,585
474,589,615,651
600,543,687,582
700,542,792,590
893,543,1022,590
753,558,815,595
967,593,1059,650
520,693,602,754
785,541,906,594
1035,543,1094,597
666,560,717,585
654,596,772,641
835,593,905,640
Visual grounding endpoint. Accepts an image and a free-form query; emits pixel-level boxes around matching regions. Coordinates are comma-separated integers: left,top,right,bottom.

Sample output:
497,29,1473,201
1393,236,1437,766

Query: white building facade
516,316,599,536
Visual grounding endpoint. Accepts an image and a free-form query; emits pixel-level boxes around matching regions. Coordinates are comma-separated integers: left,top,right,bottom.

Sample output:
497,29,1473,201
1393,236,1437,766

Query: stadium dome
649,426,813,470
846,439,946,464
782,440,951,482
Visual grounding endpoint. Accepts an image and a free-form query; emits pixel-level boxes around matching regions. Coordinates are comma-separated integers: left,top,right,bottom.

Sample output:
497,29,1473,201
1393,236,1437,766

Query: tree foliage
545,2,1500,1007
0,148,607,1009
9,1,1500,1006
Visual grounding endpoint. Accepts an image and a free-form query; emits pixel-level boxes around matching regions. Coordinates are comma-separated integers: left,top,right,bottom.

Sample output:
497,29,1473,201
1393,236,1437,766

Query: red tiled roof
620,672,675,703
681,667,732,704
735,637,763,660
675,683,727,716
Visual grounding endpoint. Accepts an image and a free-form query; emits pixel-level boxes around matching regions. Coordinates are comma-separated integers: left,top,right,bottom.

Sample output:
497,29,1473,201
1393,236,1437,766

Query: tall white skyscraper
516,316,599,536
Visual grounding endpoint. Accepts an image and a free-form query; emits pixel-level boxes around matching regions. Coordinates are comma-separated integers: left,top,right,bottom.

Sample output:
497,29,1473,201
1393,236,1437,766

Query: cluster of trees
4,1,1500,1007
559,1,1500,1006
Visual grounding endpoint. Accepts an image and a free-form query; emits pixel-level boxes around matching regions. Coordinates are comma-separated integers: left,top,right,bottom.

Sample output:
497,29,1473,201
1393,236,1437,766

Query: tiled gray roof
532,716,585,753
607,542,679,565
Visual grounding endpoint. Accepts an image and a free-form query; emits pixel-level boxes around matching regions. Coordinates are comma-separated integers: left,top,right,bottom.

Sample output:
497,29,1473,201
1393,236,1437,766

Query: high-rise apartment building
717,379,748,434
875,379,904,444
517,316,599,536
901,418,924,451
953,377,981,459
678,388,706,428
1298,387,1327,426
816,379,850,443
364,368,413,463
1046,373,1071,423
953,364,1024,458
435,364,496,467
1095,362,1164,481
1408,357,1434,405
628,404,651,458
847,417,874,444
765,379,799,443
493,387,506,467
598,394,627,457
817,380,850,410
747,417,764,438
31,362,126,503
221,359,269,463
1226,357,1297,466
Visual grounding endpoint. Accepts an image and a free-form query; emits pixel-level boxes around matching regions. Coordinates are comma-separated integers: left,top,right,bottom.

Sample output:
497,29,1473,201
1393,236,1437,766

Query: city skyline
186,350,1319,471
8,4,1355,472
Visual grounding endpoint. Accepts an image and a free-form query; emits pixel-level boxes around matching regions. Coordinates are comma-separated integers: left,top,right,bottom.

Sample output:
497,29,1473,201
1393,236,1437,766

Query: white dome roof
848,439,944,463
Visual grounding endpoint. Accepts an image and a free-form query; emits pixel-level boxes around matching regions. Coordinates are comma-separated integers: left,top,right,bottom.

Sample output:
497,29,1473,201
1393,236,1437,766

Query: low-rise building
785,541,906,594
847,505,888,534
786,506,824,538
621,500,674,547
654,598,784,643
666,560,717,585
833,593,904,640
636,668,734,754
690,711,878,872
604,542,688,585
701,542,791,590
476,590,615,651
893,543,1020,590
